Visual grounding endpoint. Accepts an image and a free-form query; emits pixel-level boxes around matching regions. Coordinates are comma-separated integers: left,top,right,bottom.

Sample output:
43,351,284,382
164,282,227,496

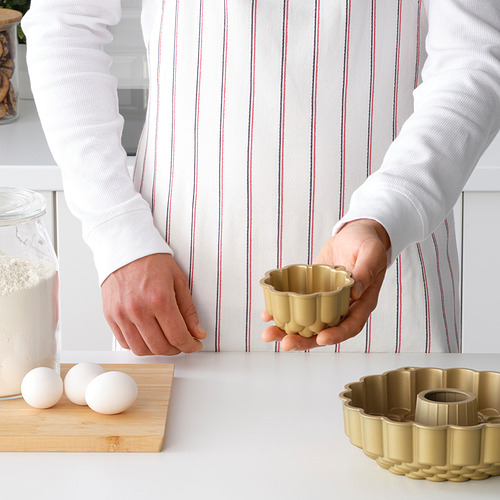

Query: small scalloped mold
339,367,500,482
260,264,354,337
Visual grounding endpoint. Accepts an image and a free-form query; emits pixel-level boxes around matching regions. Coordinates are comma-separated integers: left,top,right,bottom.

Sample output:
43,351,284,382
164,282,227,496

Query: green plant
0,1,30,43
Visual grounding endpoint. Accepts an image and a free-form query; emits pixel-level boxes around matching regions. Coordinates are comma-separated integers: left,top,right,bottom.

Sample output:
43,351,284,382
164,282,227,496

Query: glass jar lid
0,187,46,226
0,9,22,26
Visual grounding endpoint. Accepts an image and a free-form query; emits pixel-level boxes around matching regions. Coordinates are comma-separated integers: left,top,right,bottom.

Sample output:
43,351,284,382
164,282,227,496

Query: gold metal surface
260,264,354,337
339,367,500,481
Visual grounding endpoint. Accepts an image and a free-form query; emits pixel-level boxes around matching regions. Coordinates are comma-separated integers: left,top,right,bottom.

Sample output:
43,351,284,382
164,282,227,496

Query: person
22,1,500,355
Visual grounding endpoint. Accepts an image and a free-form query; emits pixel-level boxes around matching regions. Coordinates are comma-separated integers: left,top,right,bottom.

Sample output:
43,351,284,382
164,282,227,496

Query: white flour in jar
0,254,58,397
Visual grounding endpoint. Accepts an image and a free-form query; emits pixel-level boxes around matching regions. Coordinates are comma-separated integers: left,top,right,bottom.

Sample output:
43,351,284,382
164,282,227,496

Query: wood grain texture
0,363,174,452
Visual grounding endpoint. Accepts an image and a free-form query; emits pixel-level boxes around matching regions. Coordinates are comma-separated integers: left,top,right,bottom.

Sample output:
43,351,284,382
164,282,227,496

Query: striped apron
133,0,461,353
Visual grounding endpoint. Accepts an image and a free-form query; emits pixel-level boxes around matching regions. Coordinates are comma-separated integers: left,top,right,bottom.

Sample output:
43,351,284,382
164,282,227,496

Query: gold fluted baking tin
415,388,478,427
260,264,354,337
339,367,500,482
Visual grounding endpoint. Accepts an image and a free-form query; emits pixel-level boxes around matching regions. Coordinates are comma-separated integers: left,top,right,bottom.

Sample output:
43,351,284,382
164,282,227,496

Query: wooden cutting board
0,363,174,452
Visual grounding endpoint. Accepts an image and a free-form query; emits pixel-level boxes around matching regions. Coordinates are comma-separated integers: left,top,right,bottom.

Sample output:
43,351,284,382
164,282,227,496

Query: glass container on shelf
0,8,22,124
0,187,60,400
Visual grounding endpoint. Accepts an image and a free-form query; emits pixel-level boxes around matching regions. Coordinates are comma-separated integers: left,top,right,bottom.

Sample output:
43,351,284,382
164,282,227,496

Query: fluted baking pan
260,264,354,337
339,367,500,482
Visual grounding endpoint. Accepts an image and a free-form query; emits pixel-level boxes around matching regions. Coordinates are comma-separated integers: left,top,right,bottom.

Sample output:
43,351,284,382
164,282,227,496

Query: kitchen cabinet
106,0,147,90
56,193,114,351
462,191,500,353
38,191,56,247
2,100,500,352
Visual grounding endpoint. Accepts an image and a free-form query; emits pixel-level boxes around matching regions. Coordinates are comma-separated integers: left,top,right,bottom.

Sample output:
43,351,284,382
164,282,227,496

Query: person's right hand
261,219,390,350
101,253,206,356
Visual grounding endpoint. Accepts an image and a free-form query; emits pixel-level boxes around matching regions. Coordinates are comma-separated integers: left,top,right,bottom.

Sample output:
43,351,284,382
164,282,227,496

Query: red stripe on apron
246,0,258,351
432,233,451,351
308,0,320,264
445,218,460,350
188,0,204,291
164,0,180,243
215,0,229,351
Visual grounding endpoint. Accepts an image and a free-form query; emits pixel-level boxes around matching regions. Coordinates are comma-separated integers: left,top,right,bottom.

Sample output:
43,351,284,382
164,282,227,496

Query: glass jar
0,187,60,399
0,8,22,124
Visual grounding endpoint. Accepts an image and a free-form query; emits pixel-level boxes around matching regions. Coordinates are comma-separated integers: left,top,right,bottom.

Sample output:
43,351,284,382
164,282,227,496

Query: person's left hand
261,219,390,350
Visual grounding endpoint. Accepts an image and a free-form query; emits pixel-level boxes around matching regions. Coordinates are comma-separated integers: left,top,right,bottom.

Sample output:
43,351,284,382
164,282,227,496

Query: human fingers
102,254,205,355
173,274,207,340
104,276,188,355
152,275,206,353
261,325,322,351
279,333,320,351
113,318,154,356
154,289,204,354
126,312,182,355
316,271,384,345
108,320,129,350
313,220,389,301
261,324,286,343
261,310,273,322
348,236,387,301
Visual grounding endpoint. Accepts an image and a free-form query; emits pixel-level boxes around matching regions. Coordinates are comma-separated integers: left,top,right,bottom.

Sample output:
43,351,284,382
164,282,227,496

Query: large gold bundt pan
339,367,500,482
260,264,354,337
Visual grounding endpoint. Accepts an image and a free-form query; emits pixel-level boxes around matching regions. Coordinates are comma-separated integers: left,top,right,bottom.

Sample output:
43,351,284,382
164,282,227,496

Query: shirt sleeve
22,1,172,284
333,0,500,265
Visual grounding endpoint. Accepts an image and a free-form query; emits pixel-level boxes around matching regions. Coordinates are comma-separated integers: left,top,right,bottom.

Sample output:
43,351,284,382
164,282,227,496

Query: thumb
350,237,388,300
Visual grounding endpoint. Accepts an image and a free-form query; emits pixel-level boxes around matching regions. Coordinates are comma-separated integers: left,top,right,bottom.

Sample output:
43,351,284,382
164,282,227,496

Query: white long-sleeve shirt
22,0,500,352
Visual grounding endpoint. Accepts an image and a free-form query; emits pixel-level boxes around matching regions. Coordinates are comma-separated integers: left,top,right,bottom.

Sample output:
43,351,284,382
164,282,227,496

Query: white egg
21,367,63,409
64,362,106,405
85,371,138,415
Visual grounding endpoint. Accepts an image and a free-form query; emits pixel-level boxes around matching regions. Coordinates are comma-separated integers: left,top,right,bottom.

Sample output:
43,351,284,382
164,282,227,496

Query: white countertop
1,351,499,500
1,100,500,192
